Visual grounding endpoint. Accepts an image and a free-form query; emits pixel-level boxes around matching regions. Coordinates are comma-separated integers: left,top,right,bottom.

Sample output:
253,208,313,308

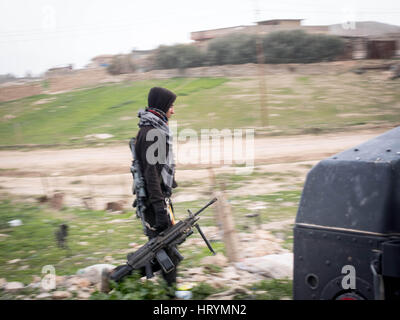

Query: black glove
155,208,170,232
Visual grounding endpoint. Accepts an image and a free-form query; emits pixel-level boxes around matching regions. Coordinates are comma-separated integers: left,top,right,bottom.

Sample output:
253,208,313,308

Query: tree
262,30,345,63
206,33,258,66
107,55,136,75
154,44,205,69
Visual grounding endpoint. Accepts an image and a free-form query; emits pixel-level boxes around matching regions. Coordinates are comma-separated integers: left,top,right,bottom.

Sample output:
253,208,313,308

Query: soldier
134,87,179,287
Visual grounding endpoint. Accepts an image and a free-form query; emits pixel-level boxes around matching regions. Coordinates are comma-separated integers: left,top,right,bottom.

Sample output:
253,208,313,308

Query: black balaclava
147,87,177,114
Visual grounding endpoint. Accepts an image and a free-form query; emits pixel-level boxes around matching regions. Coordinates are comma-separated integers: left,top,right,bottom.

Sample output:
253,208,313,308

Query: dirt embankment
1,59,396,102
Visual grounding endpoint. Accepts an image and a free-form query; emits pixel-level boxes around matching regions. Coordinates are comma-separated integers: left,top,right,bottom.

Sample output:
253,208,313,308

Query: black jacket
135,125,177,213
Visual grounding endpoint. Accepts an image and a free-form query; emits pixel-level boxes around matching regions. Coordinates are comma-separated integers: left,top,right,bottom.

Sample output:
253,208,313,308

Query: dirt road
0,128,389,209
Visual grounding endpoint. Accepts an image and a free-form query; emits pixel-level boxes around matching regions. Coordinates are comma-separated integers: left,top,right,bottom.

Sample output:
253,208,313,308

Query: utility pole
253,0,268,128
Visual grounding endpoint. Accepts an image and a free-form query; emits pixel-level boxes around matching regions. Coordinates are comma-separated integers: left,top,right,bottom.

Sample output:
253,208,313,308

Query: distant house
191,25,250,48
88,55,115,68
190,19,330,49
329,21,400,59
190,19,400,59
45,64,73,77
87,51,155,72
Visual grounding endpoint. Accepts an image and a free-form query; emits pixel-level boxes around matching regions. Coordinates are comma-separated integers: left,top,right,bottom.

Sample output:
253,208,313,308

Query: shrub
154,44,206,69
151,30,345,70
107,55,136,75
191,282,219,300
206,33,258,66
90,271,175,300
262,30,345,63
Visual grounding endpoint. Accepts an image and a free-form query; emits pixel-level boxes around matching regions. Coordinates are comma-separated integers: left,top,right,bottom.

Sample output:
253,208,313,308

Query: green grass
0,187,299,286
90,271,175,300
1,73,399,147
0,180,300,300
234,279,293,300
0,78,227,146
0,196,224,285
296,76,310,84
215,170,301,190
191,282,223,299
271,228,294,251
229,190,301,226
0,199,144,284
91,274,225,300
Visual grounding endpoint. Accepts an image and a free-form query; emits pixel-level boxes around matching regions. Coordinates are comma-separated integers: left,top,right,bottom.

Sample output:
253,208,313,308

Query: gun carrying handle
195,223,216,255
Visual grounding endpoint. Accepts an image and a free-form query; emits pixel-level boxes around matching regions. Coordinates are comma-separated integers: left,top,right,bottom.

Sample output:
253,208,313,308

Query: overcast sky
0,0,399,77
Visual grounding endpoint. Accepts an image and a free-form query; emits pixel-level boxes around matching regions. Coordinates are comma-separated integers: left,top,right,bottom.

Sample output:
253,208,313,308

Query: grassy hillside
0,73,399,147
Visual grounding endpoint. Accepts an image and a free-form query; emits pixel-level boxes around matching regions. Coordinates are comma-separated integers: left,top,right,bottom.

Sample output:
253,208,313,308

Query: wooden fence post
208,168,239,262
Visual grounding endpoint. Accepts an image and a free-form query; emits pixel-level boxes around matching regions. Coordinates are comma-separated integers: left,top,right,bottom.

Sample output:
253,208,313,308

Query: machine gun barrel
193,197,217,217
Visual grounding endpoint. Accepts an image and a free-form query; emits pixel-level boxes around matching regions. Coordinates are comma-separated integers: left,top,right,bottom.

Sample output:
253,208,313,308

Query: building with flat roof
190,19,330,48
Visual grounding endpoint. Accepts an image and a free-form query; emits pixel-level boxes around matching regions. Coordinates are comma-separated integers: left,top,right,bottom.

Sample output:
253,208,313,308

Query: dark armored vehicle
293,126,400,300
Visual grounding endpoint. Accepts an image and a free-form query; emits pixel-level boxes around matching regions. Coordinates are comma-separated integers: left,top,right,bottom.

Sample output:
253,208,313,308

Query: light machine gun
108,197,218,283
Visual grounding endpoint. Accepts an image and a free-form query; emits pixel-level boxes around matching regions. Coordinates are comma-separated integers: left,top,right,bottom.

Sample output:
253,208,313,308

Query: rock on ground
235,253,293,279
36,293,52,299
206,286,253,300
0,278,6,289
76,278,91,288
52,291,72,300
4,281,25,292
7,258,22,264
200,253,228,267
77,291,91,299
76,264,116,284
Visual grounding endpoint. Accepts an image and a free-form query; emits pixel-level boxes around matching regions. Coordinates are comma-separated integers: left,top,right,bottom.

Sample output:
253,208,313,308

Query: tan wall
0,68,114,102
276,20,301,27
126,61,367,79
46,68,111,93
0,82,43,102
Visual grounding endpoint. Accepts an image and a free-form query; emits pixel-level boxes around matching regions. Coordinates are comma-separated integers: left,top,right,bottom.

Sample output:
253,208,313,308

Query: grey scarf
138,109,175,195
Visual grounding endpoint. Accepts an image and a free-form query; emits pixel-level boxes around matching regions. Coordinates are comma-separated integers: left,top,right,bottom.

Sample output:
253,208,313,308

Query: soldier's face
166,105,175,119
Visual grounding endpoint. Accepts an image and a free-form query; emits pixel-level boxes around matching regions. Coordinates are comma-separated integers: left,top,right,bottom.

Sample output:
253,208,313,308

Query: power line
0,7,398,39
0,20,156,38
0,23,151,44
259,8,400,15
260,0,400,12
